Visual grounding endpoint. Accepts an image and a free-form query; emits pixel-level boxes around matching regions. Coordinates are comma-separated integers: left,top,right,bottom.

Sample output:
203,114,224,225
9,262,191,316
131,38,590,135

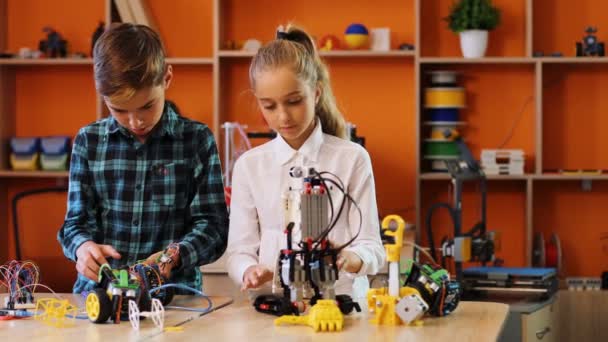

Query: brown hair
249,25,347,139
93,23,166,102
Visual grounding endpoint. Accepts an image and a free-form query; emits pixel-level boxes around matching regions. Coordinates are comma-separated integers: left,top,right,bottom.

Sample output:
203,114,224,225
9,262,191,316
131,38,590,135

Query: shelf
534,174,608,180
0,58,93,65
419,57,536,64
538,57,608,64
166,57,214,65
218,50,255,57
0,170,69,178
421,173,608,181
218,50,416,58
420,173,530,180
0,58,215,66
320,50,415,58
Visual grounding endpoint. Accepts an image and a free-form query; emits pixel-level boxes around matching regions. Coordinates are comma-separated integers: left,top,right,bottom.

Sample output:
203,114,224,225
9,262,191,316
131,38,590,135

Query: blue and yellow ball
344,23,369,49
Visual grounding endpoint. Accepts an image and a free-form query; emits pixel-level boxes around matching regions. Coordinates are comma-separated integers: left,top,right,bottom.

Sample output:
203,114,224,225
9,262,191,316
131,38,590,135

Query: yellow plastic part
425,87,466,108
274,300,344,332
367,287,425,326
85,292,100,321
10,153,39,171
35,298,78,328
164,326,185,332
381,215,406,263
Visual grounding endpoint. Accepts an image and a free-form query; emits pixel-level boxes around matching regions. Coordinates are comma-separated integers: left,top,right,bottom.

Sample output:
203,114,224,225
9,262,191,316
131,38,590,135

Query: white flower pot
459,30,488,58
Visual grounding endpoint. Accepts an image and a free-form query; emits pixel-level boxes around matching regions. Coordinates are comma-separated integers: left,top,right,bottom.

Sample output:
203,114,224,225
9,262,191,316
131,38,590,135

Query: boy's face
254,66,320,150
104,66,173,143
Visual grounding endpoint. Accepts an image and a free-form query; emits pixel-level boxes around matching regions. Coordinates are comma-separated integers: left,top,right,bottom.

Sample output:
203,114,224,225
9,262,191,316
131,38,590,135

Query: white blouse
226,121,386,299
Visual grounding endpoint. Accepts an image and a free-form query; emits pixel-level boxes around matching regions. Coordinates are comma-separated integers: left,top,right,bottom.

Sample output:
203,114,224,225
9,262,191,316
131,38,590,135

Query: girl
226,25,385,300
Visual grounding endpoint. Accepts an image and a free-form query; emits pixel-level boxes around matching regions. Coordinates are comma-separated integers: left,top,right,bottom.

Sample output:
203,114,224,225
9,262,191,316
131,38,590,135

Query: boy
58,23,229,294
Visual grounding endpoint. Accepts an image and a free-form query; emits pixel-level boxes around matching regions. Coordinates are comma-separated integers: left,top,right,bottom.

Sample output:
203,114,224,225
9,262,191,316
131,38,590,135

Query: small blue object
41,136,70,155
463,267,556,278
429,108,460,122
345,23,369,35
10,137,40,155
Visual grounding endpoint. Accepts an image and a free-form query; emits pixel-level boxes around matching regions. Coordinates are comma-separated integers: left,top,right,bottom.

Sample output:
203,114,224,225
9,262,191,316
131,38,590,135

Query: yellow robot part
35,298,78,328
367,286,426,326
381,215,406,262
274,299,344,332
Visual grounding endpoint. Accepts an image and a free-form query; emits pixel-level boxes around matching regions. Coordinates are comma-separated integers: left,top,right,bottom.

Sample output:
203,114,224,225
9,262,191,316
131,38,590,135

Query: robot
85,263,173,324
576,26,605,57
367,215,460,326
256,167,361,331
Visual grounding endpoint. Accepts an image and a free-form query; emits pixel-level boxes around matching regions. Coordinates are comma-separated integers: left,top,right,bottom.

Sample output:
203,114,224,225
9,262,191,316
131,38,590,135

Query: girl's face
254,66,320,150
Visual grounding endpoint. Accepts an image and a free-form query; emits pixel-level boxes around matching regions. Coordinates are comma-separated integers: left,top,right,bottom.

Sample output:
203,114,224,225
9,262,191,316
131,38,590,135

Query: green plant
445,0,501,33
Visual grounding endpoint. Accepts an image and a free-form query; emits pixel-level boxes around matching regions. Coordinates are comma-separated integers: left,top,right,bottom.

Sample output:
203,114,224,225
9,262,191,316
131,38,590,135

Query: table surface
0,294,233,341
0,294,508,341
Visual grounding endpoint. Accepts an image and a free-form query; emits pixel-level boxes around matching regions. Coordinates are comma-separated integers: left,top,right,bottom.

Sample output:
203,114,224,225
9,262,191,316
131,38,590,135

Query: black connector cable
310,171,362,252
425,202,458,261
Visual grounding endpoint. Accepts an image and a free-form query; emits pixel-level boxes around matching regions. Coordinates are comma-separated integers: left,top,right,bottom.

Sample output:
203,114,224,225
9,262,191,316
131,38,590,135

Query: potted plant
445,0,501,58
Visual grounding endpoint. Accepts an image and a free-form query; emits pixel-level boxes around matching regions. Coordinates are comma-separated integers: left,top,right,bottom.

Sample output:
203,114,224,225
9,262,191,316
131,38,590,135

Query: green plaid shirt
58,103,229,294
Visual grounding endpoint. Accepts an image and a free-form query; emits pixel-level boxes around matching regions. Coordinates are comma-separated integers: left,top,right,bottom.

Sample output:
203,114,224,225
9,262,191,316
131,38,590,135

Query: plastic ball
344,23,369,49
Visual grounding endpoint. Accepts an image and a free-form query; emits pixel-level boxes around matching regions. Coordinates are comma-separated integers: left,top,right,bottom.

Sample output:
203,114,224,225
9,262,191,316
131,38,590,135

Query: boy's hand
242,265,273,291
144,251,180,279
75,241,121,281
337,250,363,274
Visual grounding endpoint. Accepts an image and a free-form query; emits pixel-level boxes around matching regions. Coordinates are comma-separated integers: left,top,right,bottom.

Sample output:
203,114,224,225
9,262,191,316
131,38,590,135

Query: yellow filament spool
425,88,465,108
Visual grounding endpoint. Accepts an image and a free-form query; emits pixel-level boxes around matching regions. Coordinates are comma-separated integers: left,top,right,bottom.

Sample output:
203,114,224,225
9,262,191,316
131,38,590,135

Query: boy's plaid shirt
58,103,229,294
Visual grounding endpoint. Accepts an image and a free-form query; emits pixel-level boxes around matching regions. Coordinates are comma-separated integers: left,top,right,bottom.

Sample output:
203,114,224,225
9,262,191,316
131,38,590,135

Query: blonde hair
249,25,347,139
93,23,166,103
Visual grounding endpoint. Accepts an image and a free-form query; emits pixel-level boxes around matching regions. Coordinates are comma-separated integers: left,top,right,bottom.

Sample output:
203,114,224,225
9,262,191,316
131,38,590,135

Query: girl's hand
242,265,273,291
337,250,363,274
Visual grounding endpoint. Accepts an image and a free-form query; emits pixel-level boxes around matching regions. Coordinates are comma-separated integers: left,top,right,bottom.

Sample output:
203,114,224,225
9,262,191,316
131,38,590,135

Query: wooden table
0,294,233,341
150,299,509,341
1,294,507,341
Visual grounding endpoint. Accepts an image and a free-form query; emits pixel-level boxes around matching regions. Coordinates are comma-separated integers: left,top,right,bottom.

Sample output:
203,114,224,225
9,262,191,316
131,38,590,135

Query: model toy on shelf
576,26,605,57
318,35,342,51
367,215,460,326
344,23,369,49
39,27,68,58
399,43,415,51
